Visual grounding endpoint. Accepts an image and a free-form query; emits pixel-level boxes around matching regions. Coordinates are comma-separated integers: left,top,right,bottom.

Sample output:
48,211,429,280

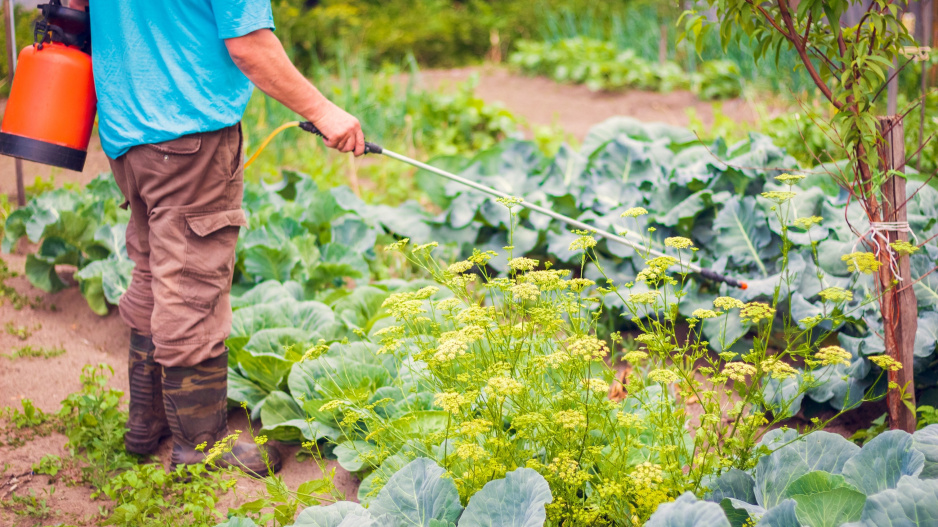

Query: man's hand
225,29,365,156
67,0,89,11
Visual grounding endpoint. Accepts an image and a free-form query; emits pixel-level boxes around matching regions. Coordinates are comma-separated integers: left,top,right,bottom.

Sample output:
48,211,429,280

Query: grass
3,345,64,360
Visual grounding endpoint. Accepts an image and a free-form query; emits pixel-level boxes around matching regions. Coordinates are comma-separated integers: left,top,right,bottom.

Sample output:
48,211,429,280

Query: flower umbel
870,355,903,371
842,252,881,274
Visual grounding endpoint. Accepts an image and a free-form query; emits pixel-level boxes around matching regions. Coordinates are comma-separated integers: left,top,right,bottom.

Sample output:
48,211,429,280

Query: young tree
683,1,921,431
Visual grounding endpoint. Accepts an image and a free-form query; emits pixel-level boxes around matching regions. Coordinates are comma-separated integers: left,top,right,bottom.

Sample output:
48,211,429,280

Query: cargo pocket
181,209,247,310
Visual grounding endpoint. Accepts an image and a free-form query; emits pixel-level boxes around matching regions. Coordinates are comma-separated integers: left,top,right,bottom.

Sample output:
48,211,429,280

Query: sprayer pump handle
298,121,382,155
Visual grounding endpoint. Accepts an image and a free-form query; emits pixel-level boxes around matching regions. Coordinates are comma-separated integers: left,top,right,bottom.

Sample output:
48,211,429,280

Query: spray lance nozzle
246,120,749,290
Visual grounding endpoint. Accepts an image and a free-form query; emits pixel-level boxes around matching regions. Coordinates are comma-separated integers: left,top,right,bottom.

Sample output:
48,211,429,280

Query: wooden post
878,115,918,433
3,0,25,207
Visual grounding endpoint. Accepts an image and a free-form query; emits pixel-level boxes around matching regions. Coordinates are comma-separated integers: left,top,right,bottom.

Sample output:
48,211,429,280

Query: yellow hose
243,120,300,169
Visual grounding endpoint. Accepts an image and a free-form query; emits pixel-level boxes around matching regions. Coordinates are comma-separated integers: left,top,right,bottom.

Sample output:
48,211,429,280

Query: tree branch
777,0,843,109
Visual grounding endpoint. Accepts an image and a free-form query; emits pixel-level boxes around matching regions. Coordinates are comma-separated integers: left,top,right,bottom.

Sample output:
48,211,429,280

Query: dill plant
307,183,897,525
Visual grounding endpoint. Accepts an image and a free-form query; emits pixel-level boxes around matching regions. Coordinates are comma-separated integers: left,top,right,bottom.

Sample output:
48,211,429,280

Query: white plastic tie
851,222,916,280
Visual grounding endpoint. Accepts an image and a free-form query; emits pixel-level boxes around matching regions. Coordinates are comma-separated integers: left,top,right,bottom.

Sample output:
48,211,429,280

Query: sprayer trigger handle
298,121,382,155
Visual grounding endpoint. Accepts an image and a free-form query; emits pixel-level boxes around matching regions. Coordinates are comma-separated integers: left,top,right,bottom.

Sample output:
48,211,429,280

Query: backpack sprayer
0,1,96,171
246,121,748,290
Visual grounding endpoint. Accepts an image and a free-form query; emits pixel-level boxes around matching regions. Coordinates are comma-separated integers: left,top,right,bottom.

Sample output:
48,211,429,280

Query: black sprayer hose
297,121,748,290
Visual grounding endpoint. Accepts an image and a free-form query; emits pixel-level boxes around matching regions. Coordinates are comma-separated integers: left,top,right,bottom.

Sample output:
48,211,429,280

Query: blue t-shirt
89,1,275,158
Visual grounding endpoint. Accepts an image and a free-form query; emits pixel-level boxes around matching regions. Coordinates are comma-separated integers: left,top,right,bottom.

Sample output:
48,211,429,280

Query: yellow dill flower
412,242,439,253
434,392,466,414
623,350,649,363
793,216,823,229
630,462,664,487
254,435,268,445
722,362,756,382
468,249,498,266
761,191,797,203
691,308,720,319
622,207,649,218
434,298,463,311
664,236,694,249
508,257,539,272
870,355,903,371
775,173,806,184
761,357,797,380
569,235,598,252
496,196,523,207
385,238,409,252
630,291,660,305
447,260,473,274
554,409,587,429
510,282,540,301
485,376,525,397
568,278,595,293
713,296,744,310
818,287,853,303
842,252,881,274
647,368,679,384
890,240,919,256
455,442,488,461
741,302,775,324
582,378,610,394
564,335,609,361
814,346,852,367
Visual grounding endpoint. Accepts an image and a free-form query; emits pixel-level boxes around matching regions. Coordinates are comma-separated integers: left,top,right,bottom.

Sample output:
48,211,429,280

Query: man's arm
68,0,88,11
225,29,364,156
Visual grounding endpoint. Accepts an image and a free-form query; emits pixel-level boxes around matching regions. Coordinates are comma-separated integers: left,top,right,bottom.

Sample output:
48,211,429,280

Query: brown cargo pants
108,124,247,368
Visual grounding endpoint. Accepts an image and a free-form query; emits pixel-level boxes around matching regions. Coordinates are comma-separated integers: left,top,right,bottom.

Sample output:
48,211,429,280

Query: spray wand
245,121,749,290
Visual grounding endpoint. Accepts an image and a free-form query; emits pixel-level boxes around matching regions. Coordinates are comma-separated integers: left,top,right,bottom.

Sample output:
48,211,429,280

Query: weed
4,322,40,340
31,454,63,479
0,257,37,310
3,345,65,360
57,364,136,490
0,487,55,521
0,399,55,448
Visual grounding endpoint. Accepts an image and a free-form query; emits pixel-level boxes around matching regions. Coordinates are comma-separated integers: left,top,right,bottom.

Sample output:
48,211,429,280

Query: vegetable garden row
5,115,938,525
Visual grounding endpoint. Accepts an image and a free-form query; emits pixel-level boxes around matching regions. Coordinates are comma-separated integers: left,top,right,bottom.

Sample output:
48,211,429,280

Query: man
67,0,365,475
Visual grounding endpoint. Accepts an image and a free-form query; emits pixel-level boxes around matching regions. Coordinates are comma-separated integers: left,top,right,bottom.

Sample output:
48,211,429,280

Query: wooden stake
878,115,918,433
3,0,25,207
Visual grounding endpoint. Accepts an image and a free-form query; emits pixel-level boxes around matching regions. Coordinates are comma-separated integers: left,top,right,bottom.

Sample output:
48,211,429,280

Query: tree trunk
877,116,918,433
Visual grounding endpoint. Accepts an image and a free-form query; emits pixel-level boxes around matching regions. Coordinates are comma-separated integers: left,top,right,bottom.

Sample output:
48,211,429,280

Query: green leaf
846,476,938,526
783,471,865,527
912,425,938,479
25,253,69,293
214,517,259,527
228,367,267,412
842,430,925,496
646,492,730,527
459,468,552,527
238,352,294,394
705,469,757,505
290,501,374,527
755,429,860,509
333,440,378,473
712,196,772,277
387,411,449,439
368,458,463,526
244,328,315,358
758,499,798,527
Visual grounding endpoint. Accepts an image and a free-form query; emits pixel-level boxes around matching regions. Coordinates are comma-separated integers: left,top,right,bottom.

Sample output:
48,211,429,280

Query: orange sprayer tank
0,1,95,172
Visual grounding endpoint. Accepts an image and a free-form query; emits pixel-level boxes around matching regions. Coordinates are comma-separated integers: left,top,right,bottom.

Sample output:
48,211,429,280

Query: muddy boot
124,330,172,455
162,352,282,476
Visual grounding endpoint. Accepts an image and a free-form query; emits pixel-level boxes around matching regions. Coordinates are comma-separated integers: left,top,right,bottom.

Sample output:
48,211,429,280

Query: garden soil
0,69,827,524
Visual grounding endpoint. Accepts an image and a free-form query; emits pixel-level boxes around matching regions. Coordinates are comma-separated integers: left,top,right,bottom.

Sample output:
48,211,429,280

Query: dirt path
0,254,358,526
420,66,766,141
0,68,767,524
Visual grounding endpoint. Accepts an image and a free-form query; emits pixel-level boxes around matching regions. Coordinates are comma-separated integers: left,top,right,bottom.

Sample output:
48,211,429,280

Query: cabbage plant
215,458,552,527
647,426,938,527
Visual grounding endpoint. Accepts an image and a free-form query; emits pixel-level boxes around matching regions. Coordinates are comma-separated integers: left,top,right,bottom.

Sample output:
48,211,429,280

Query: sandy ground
0,68,782,524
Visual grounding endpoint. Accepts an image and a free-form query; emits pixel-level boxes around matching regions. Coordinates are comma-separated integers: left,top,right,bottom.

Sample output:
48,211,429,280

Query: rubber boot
124,330,171,454
162,351,282,476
